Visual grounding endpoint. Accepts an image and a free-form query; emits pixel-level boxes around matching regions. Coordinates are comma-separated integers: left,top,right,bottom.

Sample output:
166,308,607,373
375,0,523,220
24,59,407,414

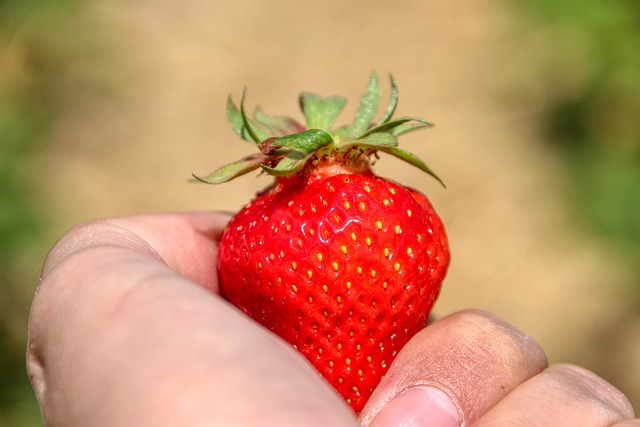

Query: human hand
26,212,638,426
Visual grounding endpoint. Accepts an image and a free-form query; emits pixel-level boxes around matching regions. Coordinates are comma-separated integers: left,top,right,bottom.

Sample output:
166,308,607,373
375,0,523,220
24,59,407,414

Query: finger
42,211,231,293
359,309,548,427
472,364,635,427
28,213,356,427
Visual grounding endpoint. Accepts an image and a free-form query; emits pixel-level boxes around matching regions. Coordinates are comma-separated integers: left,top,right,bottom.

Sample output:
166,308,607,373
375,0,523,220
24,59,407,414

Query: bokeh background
2,0,639,424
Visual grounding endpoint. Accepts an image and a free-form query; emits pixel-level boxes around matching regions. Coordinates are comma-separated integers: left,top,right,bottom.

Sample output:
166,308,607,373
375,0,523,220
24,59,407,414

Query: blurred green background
1,0,82,425
1,0,639,424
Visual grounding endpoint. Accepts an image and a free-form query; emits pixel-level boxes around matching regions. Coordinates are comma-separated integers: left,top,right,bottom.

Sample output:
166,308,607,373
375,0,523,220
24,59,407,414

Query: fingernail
370,386,461,427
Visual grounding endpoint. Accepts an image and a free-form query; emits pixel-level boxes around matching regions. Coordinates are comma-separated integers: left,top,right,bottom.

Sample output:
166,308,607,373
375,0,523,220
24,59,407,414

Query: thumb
359,310,547,427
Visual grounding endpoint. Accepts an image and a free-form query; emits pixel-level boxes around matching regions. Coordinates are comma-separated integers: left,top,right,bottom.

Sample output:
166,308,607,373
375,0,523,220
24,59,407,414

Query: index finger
27,212,357,426
41,211,230,292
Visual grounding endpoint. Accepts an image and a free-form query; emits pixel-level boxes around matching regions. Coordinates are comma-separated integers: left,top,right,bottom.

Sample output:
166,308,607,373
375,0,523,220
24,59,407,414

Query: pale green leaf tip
191,172,228,185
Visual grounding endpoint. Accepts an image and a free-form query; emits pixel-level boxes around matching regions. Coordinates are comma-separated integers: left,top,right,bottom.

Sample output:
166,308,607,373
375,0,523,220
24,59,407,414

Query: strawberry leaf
378,74,399,125
356,116,433,139
275,129,333,153
261,151,311,176
390,122,433,136
209,75,445,186
377,146,445,187
226,96,253,142
337,132,398,150
300,93,347,132
240,89,271,144
240,89,262,144
254,106,305,136
358,132,399,147
192,154,268,184
228,95,272,143
348,71,381,137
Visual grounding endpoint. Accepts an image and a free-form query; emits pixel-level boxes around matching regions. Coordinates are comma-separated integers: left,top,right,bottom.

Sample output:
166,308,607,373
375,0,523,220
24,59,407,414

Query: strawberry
195,73,450,413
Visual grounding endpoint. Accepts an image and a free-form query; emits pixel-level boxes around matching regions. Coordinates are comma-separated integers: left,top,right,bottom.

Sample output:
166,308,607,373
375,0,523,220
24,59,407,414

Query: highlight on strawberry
194,73,450,413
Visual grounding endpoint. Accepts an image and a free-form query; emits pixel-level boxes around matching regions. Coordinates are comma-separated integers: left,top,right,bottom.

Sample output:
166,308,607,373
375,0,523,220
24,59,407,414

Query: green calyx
193,72,444,186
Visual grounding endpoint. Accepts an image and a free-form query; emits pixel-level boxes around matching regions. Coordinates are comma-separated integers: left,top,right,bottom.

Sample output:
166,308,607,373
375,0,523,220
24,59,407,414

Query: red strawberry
195,73,450,412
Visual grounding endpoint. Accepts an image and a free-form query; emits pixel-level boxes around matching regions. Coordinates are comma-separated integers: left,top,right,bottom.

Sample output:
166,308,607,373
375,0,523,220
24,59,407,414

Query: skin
26,212,639,427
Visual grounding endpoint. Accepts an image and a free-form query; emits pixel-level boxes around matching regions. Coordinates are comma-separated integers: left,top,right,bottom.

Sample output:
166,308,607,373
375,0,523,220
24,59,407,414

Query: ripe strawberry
195,73,450,413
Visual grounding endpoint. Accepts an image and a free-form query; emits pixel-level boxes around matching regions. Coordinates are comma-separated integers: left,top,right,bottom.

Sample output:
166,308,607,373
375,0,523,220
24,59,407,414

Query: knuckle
547,364,635,420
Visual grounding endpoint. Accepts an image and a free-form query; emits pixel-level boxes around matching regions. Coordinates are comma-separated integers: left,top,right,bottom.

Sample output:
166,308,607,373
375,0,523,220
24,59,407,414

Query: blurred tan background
2,0,639,424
